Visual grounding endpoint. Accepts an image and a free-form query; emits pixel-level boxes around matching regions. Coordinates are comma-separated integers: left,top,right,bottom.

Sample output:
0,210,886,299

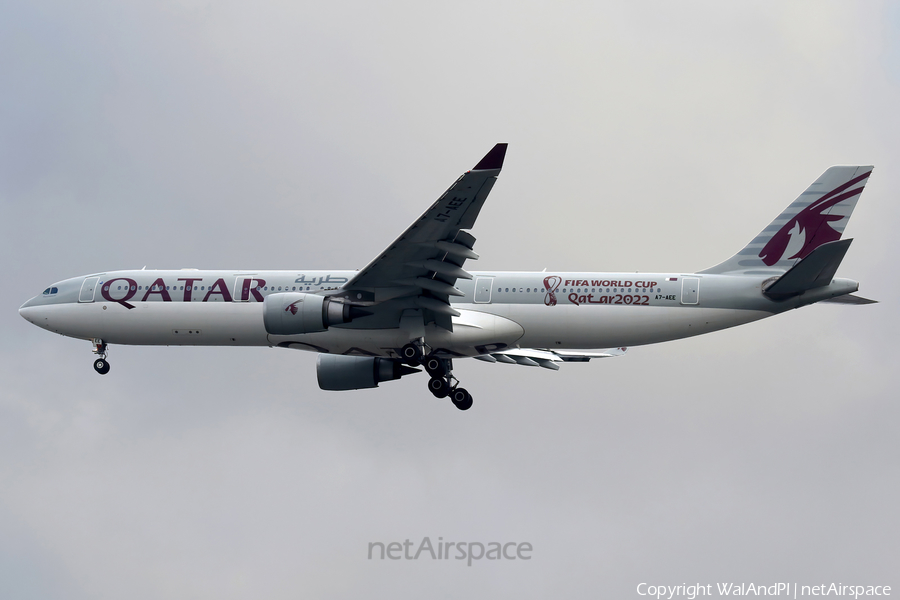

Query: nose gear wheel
91,339,110,374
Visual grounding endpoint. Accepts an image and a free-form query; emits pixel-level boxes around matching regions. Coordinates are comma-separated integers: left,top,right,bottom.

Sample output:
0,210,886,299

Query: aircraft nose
19,304,38,325
19,296,46,326
20,295,40,310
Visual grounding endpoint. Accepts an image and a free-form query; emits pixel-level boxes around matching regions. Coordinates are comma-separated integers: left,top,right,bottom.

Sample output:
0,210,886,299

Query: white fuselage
19,268,807,358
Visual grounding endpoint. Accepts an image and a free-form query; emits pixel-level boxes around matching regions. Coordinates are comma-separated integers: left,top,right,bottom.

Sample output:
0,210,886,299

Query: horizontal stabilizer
818,293,878,305
764,239,852,299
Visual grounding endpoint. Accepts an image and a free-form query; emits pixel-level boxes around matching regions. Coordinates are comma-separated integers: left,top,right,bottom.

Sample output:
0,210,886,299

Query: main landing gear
92,339,110,375
417,352,473,411
400,342,426,366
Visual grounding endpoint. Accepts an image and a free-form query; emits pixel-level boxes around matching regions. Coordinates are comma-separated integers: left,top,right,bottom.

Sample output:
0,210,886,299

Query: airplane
19,144,876,411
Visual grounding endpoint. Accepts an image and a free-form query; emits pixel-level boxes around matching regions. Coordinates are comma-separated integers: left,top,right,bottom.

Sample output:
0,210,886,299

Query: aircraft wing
473,347,627,370
336,144,507,331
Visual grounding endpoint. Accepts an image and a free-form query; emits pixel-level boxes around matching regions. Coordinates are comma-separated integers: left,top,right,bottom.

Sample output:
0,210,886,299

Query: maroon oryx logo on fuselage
758,171,870,266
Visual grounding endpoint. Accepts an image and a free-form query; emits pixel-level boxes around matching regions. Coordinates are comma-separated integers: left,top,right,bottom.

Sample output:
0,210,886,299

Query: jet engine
316,355,420,391
263,292,369,335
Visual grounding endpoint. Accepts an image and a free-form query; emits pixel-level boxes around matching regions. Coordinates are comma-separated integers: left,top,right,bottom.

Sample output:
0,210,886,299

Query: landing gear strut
92,339,110,375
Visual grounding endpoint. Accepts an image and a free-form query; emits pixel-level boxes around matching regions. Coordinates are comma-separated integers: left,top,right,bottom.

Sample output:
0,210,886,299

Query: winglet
473,143,508,171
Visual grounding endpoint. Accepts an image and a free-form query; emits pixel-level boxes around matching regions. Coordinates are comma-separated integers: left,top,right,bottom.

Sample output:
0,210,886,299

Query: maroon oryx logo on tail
759,171,871,266
544,276,561,306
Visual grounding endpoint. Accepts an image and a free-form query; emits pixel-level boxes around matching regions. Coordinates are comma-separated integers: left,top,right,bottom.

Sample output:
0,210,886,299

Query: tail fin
699,166,873,274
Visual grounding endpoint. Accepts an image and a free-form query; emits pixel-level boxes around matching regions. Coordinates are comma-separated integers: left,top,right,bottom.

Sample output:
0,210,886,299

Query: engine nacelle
263,292,354,335
316,355,420,391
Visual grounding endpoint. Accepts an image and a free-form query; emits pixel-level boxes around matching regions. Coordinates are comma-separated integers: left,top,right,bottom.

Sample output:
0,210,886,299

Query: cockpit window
42,287,59,295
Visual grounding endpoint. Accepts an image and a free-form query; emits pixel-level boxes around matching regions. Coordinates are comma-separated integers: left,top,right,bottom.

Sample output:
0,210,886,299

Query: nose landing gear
92,339,110,375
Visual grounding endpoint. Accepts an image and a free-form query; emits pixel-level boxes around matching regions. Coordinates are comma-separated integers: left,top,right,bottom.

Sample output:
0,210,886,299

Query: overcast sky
2,1,898,598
